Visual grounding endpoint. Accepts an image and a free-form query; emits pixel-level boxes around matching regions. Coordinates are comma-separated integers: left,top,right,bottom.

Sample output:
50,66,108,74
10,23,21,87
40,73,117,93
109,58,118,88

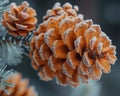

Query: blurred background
8,0,120,96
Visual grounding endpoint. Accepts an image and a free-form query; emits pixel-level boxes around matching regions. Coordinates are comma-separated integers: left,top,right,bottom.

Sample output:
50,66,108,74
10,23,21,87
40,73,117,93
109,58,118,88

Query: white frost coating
68,76,79,85
74,15,83,22
66,9,76,15
44,17,58,26
107,53,116,64
74,22,88,33
90,37,97,50
9,14,19,21
40,20,47,27
59,18,66,28
100,31,110,40
22,1,30,7
92,24,100,27
59,17,72,28
48,57,55,72
63,28,72,41
6,22,17,31
78,65,87,75
78,14,84,20
66,52,76,69
82,53,91,67
74,5,79,11
74,37,82,53
63,2,72,9
39,44,45,60
35,36,39,48
62,64,72,78
44,28,55,46
57,10,65,15
51,40,59,58
92,66,102,80
85,27,96,37
42,68,52,81
19,12,29,20
15,23,27,30
53,3,61,10
1,42,23,66
100,31,110,42
32,53,40,66
56,77,67,86
54,2,61,8
111,45,116,54
100,31,112,45
97,42,103,54
95,60,103,70
78,66,84,74
82,66,89,75
45,10,54,17
10,2,16,8
84,19,93,26
92,24,101,31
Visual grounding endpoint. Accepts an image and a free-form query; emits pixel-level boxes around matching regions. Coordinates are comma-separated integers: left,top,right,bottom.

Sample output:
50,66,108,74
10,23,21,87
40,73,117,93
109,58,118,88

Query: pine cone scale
26,8,36,17
2,21,17,31
44,28,61,48
66,50,80,69
32,49,46,66
62,62,75,78
23,17,37,25
35,33,44,49
3,12,13,23
39,43,52,60
48,55,63,72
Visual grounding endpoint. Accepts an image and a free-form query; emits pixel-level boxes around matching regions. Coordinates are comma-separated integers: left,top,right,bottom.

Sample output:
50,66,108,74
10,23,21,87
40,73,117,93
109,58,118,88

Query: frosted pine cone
30,2,117,87
2,1,37,37
0,73,38,96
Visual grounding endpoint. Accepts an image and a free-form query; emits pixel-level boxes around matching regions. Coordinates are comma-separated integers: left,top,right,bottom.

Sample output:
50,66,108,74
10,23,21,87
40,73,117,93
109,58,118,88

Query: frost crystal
0,64,14,95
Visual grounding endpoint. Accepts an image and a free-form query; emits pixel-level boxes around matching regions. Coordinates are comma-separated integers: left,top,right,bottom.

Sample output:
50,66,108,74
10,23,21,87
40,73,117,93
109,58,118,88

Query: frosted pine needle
0,41,23,66
0,64,14,95
0,0,9,21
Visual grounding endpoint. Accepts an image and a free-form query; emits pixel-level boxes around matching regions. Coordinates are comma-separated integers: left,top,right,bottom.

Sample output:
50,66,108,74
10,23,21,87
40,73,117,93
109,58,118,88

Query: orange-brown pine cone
30,2,117,87
0,73,38,96
2,1,37,37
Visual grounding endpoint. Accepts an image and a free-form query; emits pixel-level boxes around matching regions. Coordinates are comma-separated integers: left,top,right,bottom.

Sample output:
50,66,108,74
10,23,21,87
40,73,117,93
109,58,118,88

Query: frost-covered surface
0,0,9,21
0,64,14,95
0,23,7,38
0,41,23,66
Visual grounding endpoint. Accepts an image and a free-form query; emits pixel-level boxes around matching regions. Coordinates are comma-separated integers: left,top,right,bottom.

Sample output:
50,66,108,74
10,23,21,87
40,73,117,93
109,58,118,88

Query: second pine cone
2,1,37,37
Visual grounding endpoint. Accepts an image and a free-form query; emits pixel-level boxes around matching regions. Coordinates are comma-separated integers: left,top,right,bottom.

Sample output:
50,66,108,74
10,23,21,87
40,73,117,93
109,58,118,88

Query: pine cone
30,2,117,87
2,1,37,37
0,73,38,96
